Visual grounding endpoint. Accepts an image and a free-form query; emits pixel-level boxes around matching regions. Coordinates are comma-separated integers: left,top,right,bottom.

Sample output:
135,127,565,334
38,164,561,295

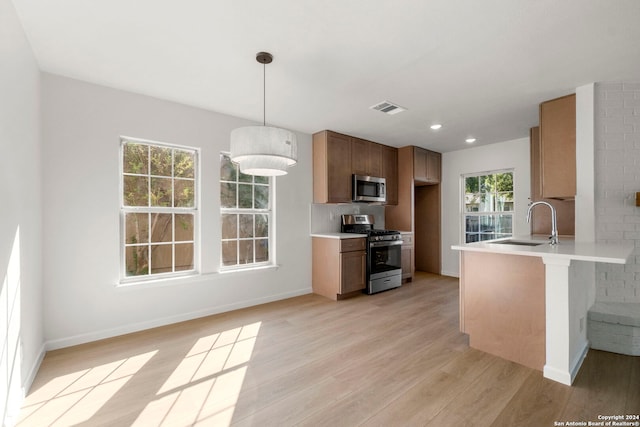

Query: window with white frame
463,170,514,243
121,138,198,280
220,153,272,269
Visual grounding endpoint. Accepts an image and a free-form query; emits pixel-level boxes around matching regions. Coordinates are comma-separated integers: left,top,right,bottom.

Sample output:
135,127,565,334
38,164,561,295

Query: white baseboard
570,340,590,383
440,270,459,278
3,344,46,427
45,287,311,351
543,364,572,385
543,340,590,386
25,343,46,391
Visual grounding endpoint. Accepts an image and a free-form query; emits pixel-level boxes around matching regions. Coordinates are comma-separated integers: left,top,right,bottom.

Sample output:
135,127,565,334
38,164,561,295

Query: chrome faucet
526,201,559,245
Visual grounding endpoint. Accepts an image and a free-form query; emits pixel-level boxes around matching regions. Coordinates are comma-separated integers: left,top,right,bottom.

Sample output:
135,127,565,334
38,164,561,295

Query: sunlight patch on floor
17,351,157,426
133,321,261,427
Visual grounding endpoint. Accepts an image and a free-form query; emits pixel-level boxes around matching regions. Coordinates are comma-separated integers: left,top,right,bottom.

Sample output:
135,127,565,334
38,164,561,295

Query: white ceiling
12,0,640,152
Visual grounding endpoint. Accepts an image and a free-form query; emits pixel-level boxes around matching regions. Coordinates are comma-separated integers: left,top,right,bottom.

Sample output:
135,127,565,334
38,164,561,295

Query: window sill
116,264,280,289
218,264,280,275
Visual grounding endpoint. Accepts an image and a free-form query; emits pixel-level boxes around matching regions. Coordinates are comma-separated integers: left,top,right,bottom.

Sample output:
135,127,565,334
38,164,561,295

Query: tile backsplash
310,203,386,233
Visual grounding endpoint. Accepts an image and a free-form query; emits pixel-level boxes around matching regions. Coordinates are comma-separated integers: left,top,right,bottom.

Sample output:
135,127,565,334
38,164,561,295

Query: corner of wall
575,83,596,243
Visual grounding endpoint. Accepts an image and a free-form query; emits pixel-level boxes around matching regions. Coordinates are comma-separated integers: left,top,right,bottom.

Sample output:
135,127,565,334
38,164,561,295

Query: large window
220,153,272,269
463,171,514,243
121,138,198,280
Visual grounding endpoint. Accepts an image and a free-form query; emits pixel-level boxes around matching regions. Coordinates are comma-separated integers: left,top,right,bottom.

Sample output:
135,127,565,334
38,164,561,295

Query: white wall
41,74,312,348
441,138,531,277
0,0,44,423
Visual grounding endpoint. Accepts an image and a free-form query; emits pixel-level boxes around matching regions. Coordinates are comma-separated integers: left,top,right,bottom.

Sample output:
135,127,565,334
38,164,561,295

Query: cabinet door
351,138,370,176
426,151,441,183
341,250,366,294
401,245,413,280
413,147,428,182
415,147,441,184
529,126,575,236
540,94,576,198
369,142,382,177
352,138,382,177
382,146,398,205
327,133,353,203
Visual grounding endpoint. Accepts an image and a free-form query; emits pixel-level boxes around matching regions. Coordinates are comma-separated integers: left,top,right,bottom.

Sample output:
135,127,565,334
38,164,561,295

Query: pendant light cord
263,62,266,126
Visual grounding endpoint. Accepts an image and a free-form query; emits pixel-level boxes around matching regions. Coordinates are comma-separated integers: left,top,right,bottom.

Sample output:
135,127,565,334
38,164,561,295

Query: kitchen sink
492,239,546,247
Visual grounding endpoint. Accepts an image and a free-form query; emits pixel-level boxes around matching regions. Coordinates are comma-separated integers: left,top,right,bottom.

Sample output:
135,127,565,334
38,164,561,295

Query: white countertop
451,235,633,264
310,232,367,239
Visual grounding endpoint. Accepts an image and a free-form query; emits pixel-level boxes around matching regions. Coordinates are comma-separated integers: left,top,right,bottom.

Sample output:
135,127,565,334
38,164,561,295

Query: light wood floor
18,273,640,426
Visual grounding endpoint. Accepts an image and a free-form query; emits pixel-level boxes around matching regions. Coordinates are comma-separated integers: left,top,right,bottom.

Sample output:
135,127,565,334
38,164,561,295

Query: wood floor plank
17,272,640,427
359,350,490,427
424,357,531,426
560,349,634,422
228,312,454,424
490,370,572,427
626,354,640,413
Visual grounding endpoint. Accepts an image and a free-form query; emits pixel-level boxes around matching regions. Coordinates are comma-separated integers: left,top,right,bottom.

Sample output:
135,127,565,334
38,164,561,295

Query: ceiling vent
369,101,406,115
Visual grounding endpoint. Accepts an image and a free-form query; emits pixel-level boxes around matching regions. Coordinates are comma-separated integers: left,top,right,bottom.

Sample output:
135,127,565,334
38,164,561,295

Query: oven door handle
369,240,403,248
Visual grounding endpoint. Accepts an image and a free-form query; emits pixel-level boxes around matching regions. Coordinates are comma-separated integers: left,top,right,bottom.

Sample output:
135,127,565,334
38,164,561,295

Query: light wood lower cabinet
459,251,545,371
400,232,414,281
312,237,366,300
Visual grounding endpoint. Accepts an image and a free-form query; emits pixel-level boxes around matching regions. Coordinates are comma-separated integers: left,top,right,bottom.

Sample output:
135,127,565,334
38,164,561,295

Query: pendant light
230,52,297,176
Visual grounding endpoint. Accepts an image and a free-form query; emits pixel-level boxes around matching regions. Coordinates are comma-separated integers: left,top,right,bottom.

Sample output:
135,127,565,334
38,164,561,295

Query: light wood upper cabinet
351,137,369,175
413,147,441,184
530,126,575,236
313,130,398,204
313,131,352,203
382,145,398,205
369,142,382,177
351,137,382,177
539,94,576,199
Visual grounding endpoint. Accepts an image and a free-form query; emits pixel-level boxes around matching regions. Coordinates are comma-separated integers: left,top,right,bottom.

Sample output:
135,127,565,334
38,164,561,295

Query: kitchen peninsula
452,237,633,385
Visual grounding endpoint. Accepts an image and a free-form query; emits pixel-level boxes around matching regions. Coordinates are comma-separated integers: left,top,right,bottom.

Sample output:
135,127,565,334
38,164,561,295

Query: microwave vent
369,101,406,115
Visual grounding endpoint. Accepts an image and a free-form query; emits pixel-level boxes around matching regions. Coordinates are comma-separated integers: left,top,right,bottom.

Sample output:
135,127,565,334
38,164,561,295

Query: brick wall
595,81,640,303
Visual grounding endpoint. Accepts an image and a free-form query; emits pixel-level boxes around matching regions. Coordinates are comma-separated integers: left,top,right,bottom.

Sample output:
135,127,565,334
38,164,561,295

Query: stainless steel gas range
341,214,403,294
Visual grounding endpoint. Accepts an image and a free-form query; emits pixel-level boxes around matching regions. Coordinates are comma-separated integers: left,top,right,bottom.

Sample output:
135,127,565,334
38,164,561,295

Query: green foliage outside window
464,171,514,243
220,154,270,268
122,140,197,278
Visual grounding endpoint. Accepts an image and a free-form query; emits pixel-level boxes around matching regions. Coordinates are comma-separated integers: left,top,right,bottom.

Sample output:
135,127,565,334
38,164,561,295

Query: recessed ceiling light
465,138,476,143
430,124,442,130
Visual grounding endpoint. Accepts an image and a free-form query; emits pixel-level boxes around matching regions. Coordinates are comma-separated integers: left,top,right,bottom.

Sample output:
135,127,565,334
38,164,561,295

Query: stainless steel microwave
352,175,386,203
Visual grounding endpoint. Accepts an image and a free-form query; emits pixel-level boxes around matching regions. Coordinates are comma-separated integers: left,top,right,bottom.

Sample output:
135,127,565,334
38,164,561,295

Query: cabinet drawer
340,238,366,252
401,234,413,246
